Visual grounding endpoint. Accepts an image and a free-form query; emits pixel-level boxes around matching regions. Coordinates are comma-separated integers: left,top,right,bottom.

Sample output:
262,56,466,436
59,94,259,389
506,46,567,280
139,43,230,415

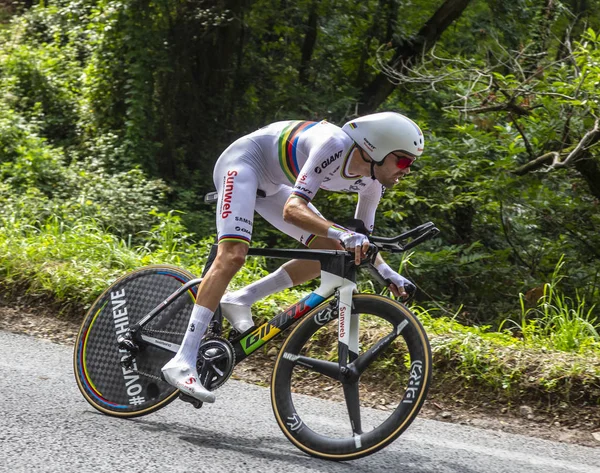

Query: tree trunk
574,155,600,200
523,0,557,74
384,0,400,43
355,0,385,88
299,1,319,85
453,204,475,244
358,0,472,114
155,0,254,179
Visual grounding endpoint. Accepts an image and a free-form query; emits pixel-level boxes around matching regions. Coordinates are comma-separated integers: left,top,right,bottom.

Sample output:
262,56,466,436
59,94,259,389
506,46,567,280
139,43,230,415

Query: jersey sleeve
355,182,384,234
290,138,346,203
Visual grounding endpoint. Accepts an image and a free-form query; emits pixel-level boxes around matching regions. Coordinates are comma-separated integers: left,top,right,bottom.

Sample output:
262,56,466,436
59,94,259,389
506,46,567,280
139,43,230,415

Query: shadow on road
129,417,479,473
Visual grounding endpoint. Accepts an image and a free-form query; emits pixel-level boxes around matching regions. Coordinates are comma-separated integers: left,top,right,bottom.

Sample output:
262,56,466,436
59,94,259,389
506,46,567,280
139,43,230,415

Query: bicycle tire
271,293,432,460
73,265,197,418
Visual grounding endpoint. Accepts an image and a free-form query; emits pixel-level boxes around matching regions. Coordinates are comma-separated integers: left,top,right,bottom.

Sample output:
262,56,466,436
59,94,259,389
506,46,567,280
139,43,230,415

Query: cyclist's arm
283,196,338,237
283,138,369,263
358,184,409,298
355,182,383,234
283,197,369,264
373,253,413,299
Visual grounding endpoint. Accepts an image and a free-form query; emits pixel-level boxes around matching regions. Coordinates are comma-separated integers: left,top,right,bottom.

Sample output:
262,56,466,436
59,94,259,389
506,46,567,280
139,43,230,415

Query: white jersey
245,120,383,231
213,120,384,246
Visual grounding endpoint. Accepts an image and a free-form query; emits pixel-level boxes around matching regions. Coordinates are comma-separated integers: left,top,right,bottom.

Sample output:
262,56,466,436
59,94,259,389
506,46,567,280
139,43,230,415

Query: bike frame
128,245,364,367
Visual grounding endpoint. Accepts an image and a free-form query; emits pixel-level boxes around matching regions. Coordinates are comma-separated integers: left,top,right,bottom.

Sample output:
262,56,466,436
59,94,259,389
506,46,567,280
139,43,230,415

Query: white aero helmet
341,112,424,162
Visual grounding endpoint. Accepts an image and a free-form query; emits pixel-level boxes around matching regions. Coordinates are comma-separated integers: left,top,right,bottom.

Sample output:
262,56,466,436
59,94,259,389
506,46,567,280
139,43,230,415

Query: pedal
117,333,139,354
179,392,203,409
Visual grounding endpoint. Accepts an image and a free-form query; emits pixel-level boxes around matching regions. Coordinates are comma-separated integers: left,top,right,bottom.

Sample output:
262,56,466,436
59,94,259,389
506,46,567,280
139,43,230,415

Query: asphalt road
0,330,598,473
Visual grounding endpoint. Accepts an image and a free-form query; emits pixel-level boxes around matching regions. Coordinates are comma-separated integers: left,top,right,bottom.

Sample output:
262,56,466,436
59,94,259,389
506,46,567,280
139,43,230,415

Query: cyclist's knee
215,241,248,271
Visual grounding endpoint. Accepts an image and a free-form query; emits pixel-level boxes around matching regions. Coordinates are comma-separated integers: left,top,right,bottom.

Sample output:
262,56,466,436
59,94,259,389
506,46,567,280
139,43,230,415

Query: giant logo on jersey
314,150,342,174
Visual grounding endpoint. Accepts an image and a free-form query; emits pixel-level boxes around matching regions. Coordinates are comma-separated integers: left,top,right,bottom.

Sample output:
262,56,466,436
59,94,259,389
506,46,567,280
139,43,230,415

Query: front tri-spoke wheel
271,294,432,461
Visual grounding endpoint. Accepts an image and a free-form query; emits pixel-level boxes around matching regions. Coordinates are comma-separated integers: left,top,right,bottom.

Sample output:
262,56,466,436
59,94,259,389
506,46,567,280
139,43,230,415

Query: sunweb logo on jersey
221,170,238,219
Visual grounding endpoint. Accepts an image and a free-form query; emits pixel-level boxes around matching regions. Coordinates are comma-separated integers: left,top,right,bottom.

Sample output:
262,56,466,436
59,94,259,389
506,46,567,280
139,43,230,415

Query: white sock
171,304,213,368
222,267,293,307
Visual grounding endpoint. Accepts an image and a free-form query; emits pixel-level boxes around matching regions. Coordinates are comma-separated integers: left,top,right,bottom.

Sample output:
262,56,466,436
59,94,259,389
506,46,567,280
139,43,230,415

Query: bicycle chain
135,369,164,382
141,321,221,339
133,328,181,382
133,333,231,386
141,328,186,338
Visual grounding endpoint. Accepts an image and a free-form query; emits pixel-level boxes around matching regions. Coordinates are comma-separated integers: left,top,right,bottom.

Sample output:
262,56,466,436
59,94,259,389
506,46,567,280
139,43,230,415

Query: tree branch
553,118,600,169
512,119,600,175
499,201,533,272
510,113,535,158
512,152,559,175
357,0,473,114
558,71,588,148
458,101,532,116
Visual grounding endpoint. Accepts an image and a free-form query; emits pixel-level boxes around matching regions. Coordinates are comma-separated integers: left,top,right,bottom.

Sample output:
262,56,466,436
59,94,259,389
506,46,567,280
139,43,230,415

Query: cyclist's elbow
283,200,302,224
282,206,295,224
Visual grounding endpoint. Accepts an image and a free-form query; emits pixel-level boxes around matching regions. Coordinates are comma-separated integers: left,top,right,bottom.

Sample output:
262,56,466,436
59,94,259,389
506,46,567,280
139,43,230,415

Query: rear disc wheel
73,265,197,417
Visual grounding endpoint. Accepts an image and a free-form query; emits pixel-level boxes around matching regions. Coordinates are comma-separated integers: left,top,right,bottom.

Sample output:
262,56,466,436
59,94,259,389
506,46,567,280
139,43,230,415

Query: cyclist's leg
282,235,342,284
162,146,259,402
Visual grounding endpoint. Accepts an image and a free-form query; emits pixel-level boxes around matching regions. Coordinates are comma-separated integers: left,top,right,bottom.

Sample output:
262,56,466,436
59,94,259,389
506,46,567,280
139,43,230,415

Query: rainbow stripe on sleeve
278,121,318,183
305,234,318,247
290,190,311,202
218,234,251,245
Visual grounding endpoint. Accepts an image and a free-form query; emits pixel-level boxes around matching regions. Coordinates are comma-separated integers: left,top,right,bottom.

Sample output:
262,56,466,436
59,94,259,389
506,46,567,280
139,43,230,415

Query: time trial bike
73,221,439,461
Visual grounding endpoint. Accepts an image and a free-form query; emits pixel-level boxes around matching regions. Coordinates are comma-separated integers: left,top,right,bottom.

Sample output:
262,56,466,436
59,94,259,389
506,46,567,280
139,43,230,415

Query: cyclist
161,112,424,403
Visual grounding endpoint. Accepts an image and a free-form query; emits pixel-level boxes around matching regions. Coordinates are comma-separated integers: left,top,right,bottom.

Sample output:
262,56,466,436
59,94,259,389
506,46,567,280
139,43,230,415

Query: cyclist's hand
340,231,370,265
327,225,370,265
377,262,415,301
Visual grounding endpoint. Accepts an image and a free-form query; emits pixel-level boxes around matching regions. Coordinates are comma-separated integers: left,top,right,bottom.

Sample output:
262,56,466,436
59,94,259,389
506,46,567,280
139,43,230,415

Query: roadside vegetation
0,1,598,411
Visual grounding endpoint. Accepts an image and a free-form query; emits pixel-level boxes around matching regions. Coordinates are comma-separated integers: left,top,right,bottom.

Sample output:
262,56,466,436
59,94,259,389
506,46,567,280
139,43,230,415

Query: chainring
196,337,236,391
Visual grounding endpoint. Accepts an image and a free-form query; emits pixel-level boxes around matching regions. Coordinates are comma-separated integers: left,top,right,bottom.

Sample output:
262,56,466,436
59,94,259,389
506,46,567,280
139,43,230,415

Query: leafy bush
0,38,81,144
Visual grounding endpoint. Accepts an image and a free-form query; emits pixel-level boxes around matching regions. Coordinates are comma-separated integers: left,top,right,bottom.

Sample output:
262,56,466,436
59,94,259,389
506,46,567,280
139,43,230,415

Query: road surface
0,330,598,473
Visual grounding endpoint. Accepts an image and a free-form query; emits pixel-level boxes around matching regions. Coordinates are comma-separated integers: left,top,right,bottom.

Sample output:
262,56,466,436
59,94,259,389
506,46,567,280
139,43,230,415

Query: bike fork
336,279,358,365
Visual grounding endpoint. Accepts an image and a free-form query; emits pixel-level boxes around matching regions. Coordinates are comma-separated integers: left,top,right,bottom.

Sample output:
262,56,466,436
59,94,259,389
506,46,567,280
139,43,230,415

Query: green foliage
0,25,81,144
370,21,600,323
414,305,600,405
506,256,600,353
0,107,168,237
0,199,274,310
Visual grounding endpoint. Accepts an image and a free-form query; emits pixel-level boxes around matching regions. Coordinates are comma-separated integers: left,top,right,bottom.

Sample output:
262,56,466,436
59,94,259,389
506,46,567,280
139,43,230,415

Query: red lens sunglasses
393,153,415,170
